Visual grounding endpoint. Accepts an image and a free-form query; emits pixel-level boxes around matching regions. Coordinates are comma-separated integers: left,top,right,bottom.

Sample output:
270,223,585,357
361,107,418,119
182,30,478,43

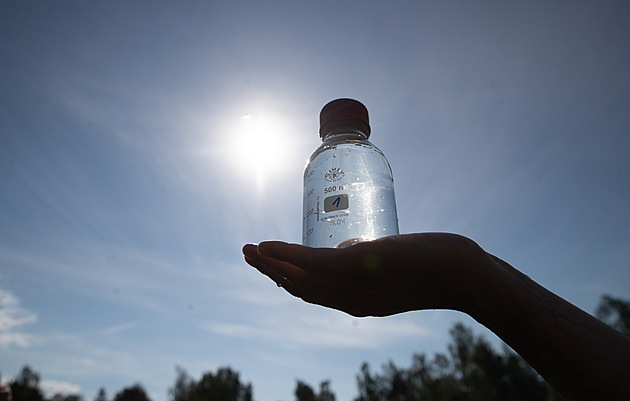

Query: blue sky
1,1,629,401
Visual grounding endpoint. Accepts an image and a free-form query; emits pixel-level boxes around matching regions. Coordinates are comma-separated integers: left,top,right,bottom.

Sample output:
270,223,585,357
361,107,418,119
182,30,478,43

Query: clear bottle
302,98,399,248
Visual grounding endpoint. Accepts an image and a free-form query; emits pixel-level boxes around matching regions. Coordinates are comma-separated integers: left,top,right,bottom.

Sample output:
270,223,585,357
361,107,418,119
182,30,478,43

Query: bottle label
324,194,348,212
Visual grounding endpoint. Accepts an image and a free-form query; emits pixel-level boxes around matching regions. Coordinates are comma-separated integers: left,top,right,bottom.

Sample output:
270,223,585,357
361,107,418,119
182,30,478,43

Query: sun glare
226,113,289,178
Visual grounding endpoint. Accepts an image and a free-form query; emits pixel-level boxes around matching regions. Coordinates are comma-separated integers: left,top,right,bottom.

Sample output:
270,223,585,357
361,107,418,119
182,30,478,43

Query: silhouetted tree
168,367,252,401
317,381,335,401
294,380,335,401
113,385,151,401
355,363,385,401
596,294,630,336
94,388,107,401
50,394,83,401
9,365,45,401
168,368,193,401
294,381,316,401
408,352,462,400
354,323,559,401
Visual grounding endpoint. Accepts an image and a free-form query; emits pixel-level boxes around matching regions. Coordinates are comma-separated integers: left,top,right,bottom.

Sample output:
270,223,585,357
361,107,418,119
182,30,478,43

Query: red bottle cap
319,98,371,139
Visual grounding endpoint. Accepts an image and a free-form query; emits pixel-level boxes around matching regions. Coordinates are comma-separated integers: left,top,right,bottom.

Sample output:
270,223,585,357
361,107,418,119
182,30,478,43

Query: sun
225,112,289,178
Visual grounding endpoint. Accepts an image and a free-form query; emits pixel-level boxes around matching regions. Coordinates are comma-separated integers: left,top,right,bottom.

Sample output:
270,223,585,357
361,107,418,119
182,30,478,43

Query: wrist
450,238,499,316
404,233,493,314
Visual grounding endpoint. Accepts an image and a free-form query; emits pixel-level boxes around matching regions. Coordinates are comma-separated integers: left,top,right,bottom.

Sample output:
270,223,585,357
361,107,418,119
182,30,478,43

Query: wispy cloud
0,244,223,317
101,322,139,336
209,262,434,349
204,307,431,349
0,288,37,348
41,380,81,396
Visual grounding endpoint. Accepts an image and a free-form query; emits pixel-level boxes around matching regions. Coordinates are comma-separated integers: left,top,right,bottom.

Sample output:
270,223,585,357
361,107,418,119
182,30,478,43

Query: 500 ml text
324,184,347,194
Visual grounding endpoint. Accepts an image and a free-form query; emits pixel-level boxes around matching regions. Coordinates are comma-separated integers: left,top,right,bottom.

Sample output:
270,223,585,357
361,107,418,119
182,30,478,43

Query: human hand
242,233,487,317
245,233,630,400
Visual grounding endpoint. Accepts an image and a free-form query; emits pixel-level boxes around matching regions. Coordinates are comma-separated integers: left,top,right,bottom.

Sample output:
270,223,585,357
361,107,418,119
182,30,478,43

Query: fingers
256,241,344,273
242,243,310,288
243,254,305,298
243,255,284,284
256,241,316,266
242,240,412,317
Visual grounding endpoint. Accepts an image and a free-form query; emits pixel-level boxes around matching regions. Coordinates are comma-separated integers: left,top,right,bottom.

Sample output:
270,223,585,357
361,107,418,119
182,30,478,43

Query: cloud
207,262,433,349
41,380,81,396
101,322,139,336
204,308,431,349
0,288,37,348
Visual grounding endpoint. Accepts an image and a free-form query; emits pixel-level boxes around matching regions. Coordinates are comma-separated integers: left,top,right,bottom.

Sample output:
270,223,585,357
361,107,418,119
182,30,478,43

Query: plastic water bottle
302,98,399,248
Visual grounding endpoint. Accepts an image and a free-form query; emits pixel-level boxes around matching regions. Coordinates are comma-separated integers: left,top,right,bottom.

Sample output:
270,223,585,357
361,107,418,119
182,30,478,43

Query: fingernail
242,243,258,257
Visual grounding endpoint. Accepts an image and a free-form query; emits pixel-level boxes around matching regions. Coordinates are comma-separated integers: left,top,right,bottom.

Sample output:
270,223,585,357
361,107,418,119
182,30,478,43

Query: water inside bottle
303,141,398,248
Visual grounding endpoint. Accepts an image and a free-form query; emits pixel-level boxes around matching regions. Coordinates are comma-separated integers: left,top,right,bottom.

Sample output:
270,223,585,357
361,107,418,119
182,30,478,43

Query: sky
1,1,629,400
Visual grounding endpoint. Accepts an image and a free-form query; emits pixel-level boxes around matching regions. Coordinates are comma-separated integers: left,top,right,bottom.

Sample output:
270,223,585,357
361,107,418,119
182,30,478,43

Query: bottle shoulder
308,138,386,162
304,137,393,178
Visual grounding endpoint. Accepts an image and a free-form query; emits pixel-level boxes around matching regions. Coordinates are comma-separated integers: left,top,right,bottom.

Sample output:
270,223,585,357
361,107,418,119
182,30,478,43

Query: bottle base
334,237,363,248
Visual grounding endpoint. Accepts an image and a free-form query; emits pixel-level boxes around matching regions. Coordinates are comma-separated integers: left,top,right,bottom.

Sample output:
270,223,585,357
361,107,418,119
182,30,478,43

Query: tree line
2,295,628,401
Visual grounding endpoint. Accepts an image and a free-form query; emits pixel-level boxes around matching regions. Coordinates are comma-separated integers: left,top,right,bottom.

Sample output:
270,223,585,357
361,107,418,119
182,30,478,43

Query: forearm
244,233,629,399
465,253,630,400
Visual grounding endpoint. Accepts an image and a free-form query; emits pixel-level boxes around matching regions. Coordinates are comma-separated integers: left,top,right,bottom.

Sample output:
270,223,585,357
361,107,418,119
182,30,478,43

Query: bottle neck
321,127,369,142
